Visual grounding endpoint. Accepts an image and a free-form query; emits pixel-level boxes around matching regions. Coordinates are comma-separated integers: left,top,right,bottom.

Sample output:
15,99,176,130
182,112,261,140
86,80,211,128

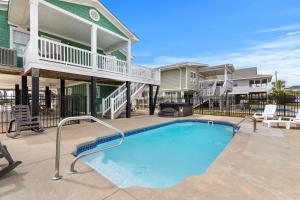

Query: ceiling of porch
38,3,127,52
9,0,127,53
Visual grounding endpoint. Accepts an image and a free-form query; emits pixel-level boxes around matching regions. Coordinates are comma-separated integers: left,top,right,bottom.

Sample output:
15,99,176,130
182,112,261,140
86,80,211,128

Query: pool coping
74,119,238,156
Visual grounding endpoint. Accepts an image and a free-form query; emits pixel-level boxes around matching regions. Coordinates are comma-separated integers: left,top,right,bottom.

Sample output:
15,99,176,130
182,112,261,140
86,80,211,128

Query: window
89,9,100,22
261,79,268,87
254,80,261,87
190,72,197,83
11,29,29,57
249,80,255,87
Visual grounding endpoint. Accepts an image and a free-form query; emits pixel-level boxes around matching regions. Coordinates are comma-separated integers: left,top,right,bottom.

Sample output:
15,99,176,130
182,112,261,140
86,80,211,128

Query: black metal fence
194,93,300,117
0,95,87,133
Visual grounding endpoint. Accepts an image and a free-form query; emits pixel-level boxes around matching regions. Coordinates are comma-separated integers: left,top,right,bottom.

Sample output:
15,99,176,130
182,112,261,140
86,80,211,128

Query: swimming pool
77,120,235,189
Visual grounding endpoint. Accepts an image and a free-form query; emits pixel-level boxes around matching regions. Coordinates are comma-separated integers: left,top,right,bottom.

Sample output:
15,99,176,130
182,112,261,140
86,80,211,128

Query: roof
286,85,300,90
199,64,235,74
8,0,139,43
231,67,272,80
68,0,139,42
158,62,209,71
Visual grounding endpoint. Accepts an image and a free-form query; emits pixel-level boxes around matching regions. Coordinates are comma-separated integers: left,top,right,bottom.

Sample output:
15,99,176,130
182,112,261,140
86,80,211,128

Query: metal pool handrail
52,116,125,181
235,115,257,133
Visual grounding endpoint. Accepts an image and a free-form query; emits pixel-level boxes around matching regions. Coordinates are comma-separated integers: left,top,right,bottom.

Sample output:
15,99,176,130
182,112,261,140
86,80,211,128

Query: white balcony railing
24,37,160,84
39,37,92,68
97,54,128,74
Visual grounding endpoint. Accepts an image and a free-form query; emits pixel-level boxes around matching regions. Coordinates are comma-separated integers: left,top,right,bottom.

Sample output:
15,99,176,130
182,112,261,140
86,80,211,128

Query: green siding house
0,0,160,119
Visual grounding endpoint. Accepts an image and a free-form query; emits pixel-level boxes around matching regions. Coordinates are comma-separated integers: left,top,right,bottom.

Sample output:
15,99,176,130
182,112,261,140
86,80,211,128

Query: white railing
39,37,92,68
110,82,145,119
130,82,145,97
28,37,159,84
220,80,233,96
97,54,128,74
0,47,17,66
102,83,126,116
111,89,127,119
131,64,160,82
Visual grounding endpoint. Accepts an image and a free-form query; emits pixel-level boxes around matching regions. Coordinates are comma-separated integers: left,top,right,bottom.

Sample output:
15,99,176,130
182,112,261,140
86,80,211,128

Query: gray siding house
158,63,272,100
159,62,208,99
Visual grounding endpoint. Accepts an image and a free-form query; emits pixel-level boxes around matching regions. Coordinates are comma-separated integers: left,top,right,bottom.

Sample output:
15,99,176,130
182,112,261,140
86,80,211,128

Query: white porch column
91,24,98,70
29,0,39,62
127,40,132,74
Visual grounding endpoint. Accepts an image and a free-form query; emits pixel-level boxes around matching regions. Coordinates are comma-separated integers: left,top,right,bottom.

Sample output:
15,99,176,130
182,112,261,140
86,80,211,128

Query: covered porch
8,0,160,85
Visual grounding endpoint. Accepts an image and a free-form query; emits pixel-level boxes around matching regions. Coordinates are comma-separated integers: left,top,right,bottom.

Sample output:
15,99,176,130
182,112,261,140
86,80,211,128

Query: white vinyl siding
161,69,181,90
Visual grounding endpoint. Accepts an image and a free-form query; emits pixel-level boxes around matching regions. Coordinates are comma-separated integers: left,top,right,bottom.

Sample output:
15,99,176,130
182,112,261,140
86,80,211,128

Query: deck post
91,24,98,70
15,84,20,105
31,69,39,117
152,85,159,115
149,84,153,115
45,86,51,109
127,40,132,74
21,76,28,105
126,81,131,118
60,80,65,118
29,0,39,63
90,76,97,117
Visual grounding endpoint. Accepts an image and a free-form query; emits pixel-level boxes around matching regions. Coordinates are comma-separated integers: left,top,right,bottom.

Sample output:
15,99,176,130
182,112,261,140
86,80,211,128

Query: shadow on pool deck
0,115,300,200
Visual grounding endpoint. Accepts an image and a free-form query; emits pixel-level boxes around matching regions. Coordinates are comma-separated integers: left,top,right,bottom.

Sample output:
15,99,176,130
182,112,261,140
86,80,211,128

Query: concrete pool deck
0,115,300,200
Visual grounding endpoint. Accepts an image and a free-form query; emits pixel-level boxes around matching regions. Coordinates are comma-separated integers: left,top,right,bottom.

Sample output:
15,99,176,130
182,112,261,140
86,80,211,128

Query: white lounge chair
253,104,277,121
263,117,289,128
286,110,300,129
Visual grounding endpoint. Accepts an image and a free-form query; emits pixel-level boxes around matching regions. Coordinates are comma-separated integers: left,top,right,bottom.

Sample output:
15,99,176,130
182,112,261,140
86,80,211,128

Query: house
134,62,272,109
159,62,209,100
157,63,272,97
0,0,160,120
230,67,272,95
285,85,300,92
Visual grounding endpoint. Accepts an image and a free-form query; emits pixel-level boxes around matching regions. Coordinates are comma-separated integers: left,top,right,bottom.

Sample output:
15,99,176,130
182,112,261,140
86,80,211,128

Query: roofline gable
61,0,139,43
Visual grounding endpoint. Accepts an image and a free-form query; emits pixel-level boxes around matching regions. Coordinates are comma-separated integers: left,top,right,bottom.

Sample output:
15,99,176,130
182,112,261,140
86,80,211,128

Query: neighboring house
285,85,300,92
0,0,160,119
135,62,272,108
159,62,209,99
157,63,272,97
230,67,272,95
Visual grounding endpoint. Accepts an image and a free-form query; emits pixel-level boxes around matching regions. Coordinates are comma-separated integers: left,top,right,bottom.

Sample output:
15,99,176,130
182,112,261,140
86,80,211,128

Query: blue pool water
80,121,234,189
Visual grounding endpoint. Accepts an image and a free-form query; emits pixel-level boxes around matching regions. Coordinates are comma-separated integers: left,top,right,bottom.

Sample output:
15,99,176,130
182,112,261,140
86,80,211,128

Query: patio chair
286,110,300,129
253,104,277,121
6,105,44,138
0,142,22,178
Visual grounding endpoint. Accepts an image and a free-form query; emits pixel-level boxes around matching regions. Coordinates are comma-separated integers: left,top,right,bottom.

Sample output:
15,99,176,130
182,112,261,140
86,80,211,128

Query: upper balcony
9,0,160,85
24,37,159,84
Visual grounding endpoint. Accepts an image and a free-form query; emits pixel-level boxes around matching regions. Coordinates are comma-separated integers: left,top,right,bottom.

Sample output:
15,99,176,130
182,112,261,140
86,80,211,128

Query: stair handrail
102,83,126,116
110,82,145,120
210,81,217,96
52,115,125,181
